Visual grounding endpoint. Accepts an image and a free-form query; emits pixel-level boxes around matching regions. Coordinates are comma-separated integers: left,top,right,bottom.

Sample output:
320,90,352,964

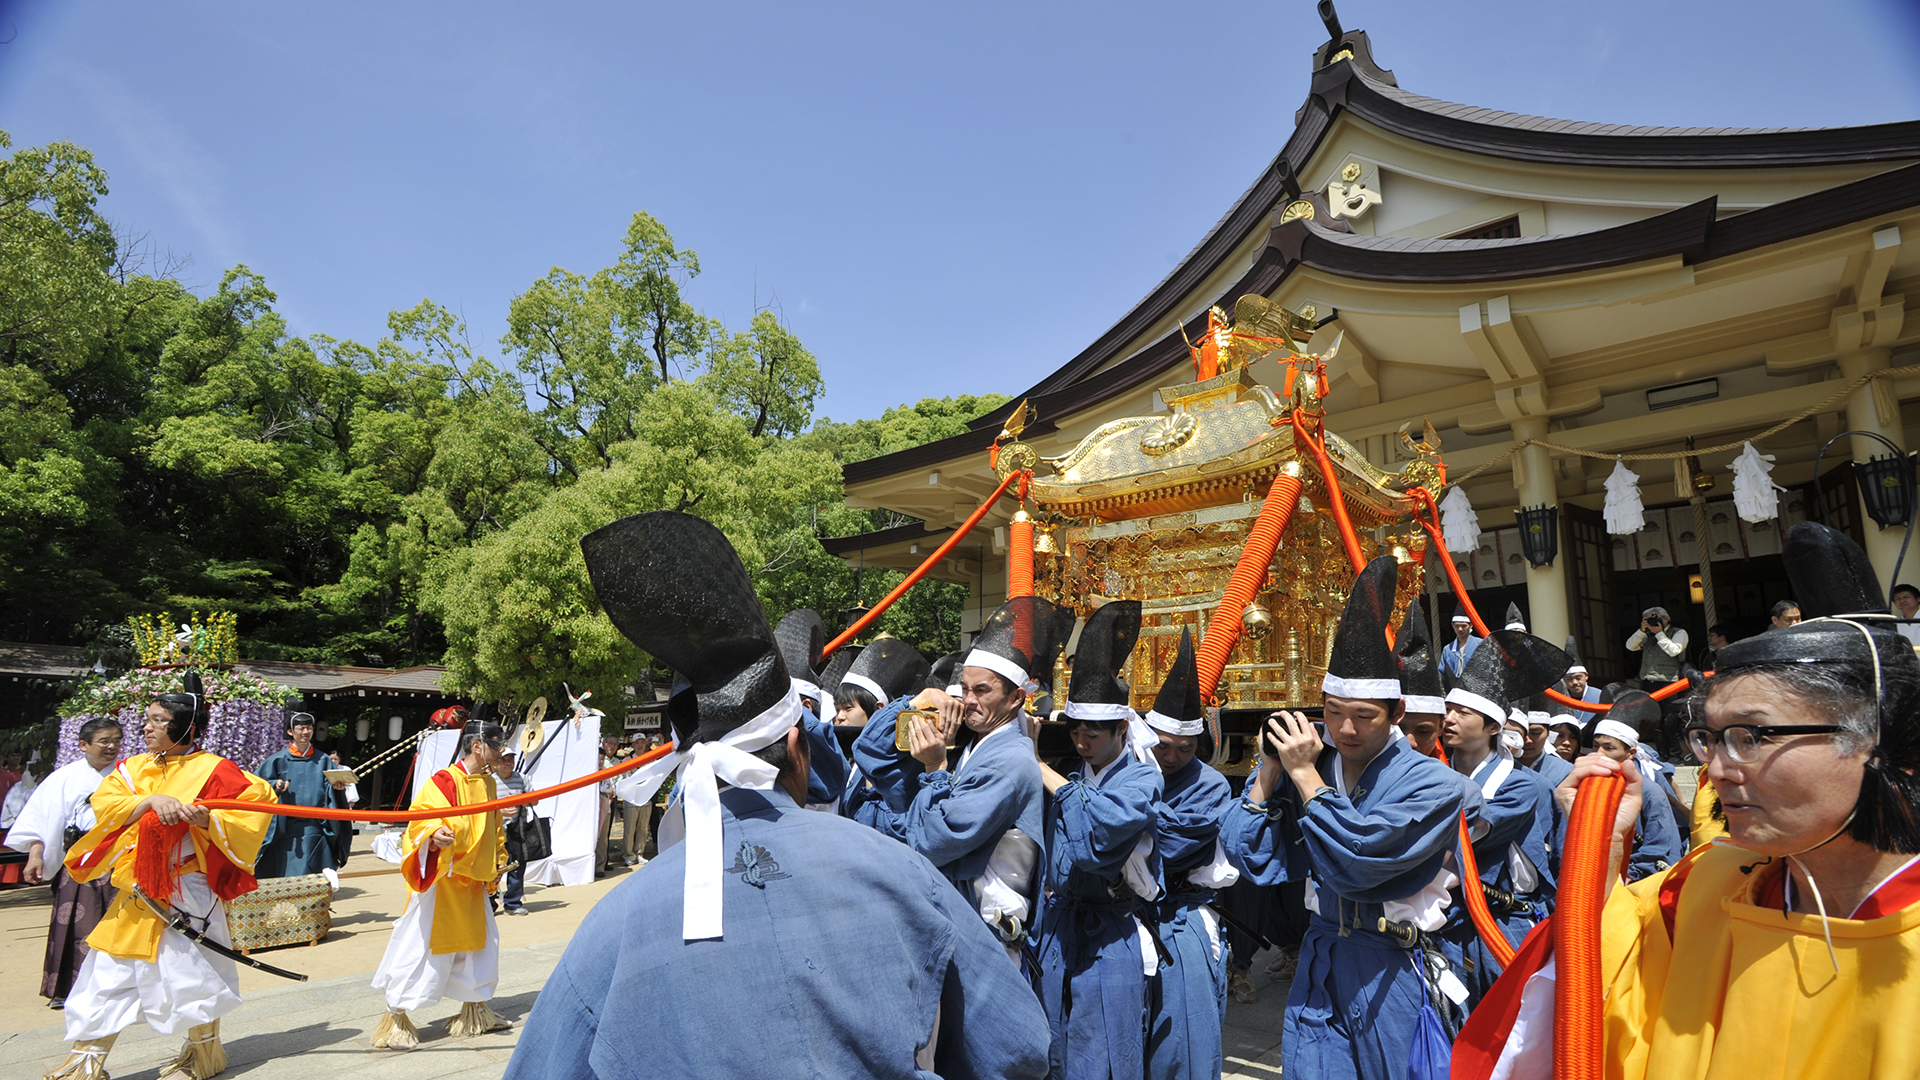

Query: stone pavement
0,822,1297,1078
4,937,1295,1079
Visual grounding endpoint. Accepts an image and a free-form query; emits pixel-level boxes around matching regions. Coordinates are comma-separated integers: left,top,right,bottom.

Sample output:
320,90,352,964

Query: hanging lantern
1603,460,1646,535
357,717,373,742
1853,450,1918,528
1730,441,1786,524
1439,486,1481,553
388,715,403,742
1515,504,1560,568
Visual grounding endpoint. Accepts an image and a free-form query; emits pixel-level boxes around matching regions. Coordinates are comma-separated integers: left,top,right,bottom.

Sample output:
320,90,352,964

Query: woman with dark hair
48,673,276,1080
369,717,512,1050
1457,523,1920,1079
7,717,124,1009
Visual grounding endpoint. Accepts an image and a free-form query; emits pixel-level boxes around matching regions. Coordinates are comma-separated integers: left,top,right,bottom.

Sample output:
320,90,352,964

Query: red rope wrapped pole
1194,462,1306,702
1555,774,1627,1080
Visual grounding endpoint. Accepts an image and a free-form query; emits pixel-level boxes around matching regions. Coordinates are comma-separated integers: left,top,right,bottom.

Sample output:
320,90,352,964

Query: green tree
701,309,824,438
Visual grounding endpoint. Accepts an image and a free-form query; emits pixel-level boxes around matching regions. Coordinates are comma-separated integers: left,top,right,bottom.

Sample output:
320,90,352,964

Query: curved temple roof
844,27,1920,487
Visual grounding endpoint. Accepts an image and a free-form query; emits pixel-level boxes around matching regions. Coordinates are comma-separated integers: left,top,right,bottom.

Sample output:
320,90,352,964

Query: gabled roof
843,27,1920,488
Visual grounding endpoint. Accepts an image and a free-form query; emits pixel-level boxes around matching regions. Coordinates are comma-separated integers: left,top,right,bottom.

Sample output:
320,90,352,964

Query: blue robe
505,786,1050,1080
904,722,1045,896
1439,636,1481,679
1569,685,1604,723
1222,738,1477,1080
847,696,925,842
1540,754,1684,883
1034,751,1163,1080
1441,754,1553,1006
798,710,850,807
254,746,344,878
1148,755,1233,1080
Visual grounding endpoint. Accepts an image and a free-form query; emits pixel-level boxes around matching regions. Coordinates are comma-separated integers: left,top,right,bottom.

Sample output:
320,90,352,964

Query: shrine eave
844,159,1920,488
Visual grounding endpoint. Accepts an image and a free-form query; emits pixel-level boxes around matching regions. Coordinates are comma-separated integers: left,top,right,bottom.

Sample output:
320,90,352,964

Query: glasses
1684,723,1841,764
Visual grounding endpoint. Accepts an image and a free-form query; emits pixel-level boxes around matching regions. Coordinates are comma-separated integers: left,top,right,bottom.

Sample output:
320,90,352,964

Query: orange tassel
134,811,189,901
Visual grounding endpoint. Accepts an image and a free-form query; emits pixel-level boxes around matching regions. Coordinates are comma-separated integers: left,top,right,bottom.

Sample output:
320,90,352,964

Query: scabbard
129,886,310,982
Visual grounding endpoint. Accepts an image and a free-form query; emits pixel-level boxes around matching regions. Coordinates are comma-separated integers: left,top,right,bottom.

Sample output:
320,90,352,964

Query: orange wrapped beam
1194,463,1305,702
1554,774,1626,1080
1008,510,1035,598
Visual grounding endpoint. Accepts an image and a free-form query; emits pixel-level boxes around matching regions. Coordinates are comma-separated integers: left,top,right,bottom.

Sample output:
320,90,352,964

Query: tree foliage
0,132,1008,708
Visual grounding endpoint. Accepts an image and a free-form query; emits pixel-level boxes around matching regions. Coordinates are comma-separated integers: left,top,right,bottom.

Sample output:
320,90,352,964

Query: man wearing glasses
1454,522,1920,1079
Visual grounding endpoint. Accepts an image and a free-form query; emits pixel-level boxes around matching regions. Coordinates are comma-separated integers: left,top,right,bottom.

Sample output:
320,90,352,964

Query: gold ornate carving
1140,411,1197,455
1341,161,1363,183
995,441,1039,479
1279,199,1316,224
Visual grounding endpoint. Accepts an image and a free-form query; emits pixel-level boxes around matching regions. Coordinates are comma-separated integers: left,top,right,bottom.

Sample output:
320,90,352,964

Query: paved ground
1,828,1295,1078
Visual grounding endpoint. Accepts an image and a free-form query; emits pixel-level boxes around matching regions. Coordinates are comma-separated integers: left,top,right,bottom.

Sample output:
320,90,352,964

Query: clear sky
3,0,1917,426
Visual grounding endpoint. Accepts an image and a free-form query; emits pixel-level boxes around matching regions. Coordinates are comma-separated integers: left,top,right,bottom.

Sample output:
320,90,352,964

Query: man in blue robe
1034,600,1165,1080
255,711,348,879
1578,698,1686,880
1143,629,1237,1080
1436,632,1568,1006
1440,609,1480,679
898,598,1063,959
1224,558,1480,1080
509,511,1049,1080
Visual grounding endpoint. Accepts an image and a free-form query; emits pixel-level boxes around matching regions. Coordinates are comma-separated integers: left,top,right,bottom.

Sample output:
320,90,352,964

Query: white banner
519,714,601,888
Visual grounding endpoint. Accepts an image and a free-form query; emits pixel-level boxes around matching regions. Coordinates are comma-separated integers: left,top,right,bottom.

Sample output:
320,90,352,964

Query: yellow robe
400,763,504,955
1690,775,1730,847
65,751,275,962
1601,841,1920,1079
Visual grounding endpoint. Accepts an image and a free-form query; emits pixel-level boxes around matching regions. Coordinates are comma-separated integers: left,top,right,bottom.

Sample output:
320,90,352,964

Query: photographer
1624,605,1688,692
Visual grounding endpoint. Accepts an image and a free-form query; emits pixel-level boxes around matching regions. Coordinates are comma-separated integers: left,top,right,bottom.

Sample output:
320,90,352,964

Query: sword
128,886,310,982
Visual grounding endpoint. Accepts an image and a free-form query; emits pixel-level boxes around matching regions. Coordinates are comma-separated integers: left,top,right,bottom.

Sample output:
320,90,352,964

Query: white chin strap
615,691,802,941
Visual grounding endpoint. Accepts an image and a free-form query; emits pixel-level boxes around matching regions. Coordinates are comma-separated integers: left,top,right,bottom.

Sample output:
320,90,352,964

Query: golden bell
1241,601,1274,641
1033,527,1060,555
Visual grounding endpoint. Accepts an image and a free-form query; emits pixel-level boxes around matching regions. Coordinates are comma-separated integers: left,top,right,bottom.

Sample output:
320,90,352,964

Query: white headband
962,649,1029,689
1593,718,1640,747
1143,709,1205,737
1445,687,1505,725
841,673,887,705
1064,700,1132,721
1402,694,1447,715
1566,665,1587,675
1321,674,1403,700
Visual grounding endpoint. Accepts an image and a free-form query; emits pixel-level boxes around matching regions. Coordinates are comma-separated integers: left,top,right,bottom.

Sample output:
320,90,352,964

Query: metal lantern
841,603,871,631
1515,504,1560,568
1854,451,1918,529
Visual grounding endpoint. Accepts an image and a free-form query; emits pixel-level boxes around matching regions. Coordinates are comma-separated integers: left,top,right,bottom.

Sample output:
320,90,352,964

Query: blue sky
3,0,1917,426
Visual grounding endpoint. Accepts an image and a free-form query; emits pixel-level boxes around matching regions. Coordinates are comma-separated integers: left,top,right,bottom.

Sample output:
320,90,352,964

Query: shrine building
830,6,1920,686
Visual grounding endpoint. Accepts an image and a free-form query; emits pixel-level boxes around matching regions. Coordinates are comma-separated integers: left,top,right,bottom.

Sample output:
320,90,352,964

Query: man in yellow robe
47,675,275,1080
369,715,511,1050
1455,522,1920,1080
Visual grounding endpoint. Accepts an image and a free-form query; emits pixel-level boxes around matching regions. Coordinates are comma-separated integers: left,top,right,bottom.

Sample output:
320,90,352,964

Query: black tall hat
927,651,963,693
1145,628,1206,735
1452,604,1474,628
1396,594,1446,714
1503,601,1526,632
844,637,930,704
1564,635,1586,675
1716,521,1920,681
821,644,861,692
963,596,1072,689
1066,600,1142,716
774,610,826,687
1323,556,1404,701
1445,629,1572,723
581,511,794,747
1587,688,1660,750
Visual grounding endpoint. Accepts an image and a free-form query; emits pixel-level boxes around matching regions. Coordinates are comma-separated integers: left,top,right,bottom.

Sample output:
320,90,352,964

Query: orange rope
1194,471,1305,702
197,743,677,821
1554,774,1626,1080
1291,409,1369,574
822,470,1020,658
1457,814,1518,969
